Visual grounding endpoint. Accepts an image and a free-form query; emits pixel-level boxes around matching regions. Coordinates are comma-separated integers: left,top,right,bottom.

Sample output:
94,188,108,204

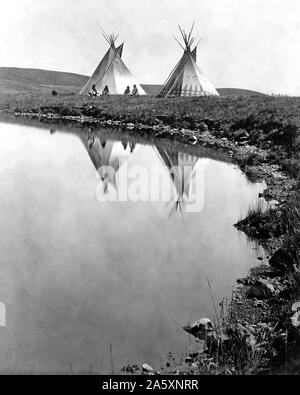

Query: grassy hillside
0,67,265,96
0,67,88,94
217,88,266,96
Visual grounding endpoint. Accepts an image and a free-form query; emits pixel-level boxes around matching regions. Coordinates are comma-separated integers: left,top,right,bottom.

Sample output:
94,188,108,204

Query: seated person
88,84,98,97
124,86,131,95
131,84,139,96
102,85,110,95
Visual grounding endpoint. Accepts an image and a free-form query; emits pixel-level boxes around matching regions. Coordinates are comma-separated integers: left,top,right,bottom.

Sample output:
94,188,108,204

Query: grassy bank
1,92,300,374
233,186,300,374
1,93,300,129
4,93,299,190
2,93,299,152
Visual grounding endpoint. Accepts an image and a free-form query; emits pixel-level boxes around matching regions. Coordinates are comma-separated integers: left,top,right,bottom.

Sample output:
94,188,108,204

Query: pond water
0,121,266,374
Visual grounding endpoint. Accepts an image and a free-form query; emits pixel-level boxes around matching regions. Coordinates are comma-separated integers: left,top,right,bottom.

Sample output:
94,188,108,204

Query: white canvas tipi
80,33,146,96
157,25,219,98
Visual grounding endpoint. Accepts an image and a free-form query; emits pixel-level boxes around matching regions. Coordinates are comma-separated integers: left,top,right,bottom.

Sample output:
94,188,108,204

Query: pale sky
0,0,299,95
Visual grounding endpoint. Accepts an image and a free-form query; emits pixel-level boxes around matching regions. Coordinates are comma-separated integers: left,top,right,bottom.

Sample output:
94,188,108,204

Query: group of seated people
123,85,139,96
88,84,139,97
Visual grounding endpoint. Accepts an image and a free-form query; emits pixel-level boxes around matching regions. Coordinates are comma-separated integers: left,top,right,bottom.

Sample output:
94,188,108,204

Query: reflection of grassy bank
0,114,233,166
1,92,300,374
1,93,300,146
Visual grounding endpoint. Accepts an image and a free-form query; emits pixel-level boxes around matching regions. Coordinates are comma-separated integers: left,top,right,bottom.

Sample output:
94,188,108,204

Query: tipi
80,32,146,96
157,25,219,97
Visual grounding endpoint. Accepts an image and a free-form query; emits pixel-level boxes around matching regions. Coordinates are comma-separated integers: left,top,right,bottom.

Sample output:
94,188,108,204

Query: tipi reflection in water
80,134,205,216
80,134,136,195
155,146,205,217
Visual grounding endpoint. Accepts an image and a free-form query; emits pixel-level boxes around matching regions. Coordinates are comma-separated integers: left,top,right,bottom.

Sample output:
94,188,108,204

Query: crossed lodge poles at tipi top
157,24,219,98
80,32,146,96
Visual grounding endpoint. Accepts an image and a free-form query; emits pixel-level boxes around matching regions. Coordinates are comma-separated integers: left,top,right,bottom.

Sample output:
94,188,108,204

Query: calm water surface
0,122,266,374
